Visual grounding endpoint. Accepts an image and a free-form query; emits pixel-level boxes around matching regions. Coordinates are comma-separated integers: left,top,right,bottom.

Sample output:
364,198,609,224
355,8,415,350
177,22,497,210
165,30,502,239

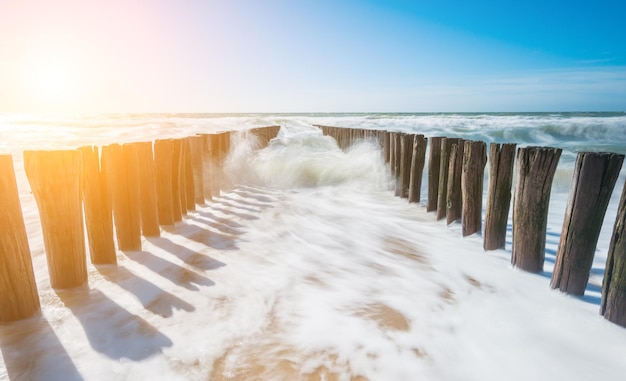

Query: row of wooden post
0,126,280,322
317,125,626,328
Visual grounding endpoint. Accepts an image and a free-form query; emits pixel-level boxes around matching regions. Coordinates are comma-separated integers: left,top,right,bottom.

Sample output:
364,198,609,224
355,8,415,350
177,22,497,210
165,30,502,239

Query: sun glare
21,52,85,112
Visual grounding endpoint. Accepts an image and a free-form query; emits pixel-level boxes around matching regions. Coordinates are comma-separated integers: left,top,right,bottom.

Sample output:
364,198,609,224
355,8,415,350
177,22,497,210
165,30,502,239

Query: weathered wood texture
437,138,459,220
383,131,391,163
200,134,215,200
78,146,116,264
601,180,626,327
394,133,403,196
399,133,414,198
182,138,196,213
208,134,222,196
408,135,427,204
101,144,142,251
484,143,517,250
24,150,87,288
0,155,40,321
511,146,561,273
446,140,465,225
171,139,183,221
461,140,487,236
551,152,624,295
189,135,205,205
135,142,160,237
427,137,443,212
154,139,175,225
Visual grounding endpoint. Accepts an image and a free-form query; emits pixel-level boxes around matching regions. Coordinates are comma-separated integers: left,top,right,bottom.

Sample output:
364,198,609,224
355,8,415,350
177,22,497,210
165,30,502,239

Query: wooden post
24,150,87,288
199,134,214,201
511,146,561,273
154,139,175,225
388,132,396,176
461,140,487,236
189,135,205,205
181,138,196,212
484,143,517,250
427,137,443,212
399,133,413,198
78,146,116,264
394,133,403,196
135,142,160,237
437,138,458,220
171,139,183,221
446,141,465,225
551,152,624,295
601,180,626,327
101,144,142,251
0,155,40,321
409,135,427,204
383,131,390,163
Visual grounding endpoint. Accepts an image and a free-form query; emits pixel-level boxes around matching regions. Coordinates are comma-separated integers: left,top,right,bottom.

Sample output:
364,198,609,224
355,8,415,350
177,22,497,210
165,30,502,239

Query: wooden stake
154,139,175,225
135,142,160,237
437,138,458,220
511,146,561,273
171,139,183,221
601,180,626,327
409,135,427,204
189,135,205,205
183,138,196,212
78,146,116,264
461,140,487,236
0,155,40,321
484,143,517,250
427,137,443,212
101,144,142,251
24,150,87,288
399,133,413,198
446,141,465,225
551,152,624,295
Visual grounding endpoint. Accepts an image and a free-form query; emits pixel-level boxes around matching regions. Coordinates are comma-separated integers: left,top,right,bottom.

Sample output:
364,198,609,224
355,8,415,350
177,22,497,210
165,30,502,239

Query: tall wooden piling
24,150,87,288
484,143,517,250
601,180,626,327
154,139,175,225
383,131,391,163
393,133,403,196
551,152,624,295
446,140,465,224
409,135,427,204
182,138,196,213
101,144,142,251
461,140,487,236
437,138,459,220
511,146,561,273
135,142,160,237
427,137,443,212
399,133,414,198
171,139,183,221
189,135,205,205
208,133,222,196
0,155,40,321
78,146,116,264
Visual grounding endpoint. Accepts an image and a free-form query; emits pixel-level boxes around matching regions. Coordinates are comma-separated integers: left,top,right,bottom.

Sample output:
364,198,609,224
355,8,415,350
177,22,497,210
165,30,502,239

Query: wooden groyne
0,126,279,322
317,124,626,329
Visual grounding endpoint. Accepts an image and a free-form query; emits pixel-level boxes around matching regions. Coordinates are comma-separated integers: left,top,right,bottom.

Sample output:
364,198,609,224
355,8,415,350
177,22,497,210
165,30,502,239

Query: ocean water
1,112,626,380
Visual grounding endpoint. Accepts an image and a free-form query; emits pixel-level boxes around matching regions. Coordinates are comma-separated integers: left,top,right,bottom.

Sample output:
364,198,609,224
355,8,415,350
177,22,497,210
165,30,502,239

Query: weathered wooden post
446,141,465,224
171,139,183,221
383,131,391,163
0,155,40,321
24,150,87,288
78,146,116,264
101,144,142,251
135,142,160,237
601,180,626,327
154,139,175,225
394,133,403,196
389,132,396,176
189,135,205,205
511,146,561,273
427,137,443,212
437,138,459,220
182,138,196,213
208,133,222,196
484,143,517,250
199,134,214,201
409,135,427,204
399,133,414,198
461,140,487,236
551,152,624,295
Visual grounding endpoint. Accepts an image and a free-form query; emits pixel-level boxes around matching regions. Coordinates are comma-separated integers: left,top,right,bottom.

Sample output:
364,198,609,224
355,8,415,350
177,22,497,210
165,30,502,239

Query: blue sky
0,0,624,113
